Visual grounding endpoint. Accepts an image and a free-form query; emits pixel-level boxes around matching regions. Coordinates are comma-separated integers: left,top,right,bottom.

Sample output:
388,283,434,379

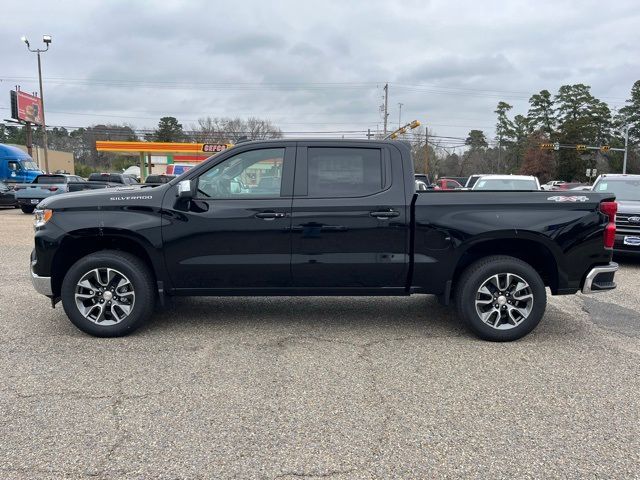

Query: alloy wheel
74,268,135,325
474,273,534,330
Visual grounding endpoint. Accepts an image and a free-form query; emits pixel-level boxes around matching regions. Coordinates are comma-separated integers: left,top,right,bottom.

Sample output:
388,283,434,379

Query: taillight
601,201,617,249
48,186,58,192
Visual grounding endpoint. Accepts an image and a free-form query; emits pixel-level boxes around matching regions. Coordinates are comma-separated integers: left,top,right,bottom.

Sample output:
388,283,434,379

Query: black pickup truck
30,139,619,341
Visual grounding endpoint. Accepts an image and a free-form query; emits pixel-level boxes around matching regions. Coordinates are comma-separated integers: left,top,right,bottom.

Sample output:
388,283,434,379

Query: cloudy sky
1,0,638,144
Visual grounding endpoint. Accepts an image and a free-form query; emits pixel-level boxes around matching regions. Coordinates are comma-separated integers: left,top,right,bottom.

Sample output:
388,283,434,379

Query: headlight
34,209,53,229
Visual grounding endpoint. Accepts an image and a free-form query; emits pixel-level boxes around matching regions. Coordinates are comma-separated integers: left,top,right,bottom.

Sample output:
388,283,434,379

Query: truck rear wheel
455,255,547,341
61,250,155,337
21,205,35,214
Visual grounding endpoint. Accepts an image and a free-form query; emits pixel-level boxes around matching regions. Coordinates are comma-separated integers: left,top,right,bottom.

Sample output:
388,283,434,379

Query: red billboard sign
10,90,43,125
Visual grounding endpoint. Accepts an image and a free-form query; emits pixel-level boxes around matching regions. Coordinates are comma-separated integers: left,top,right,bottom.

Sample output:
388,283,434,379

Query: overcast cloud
1,0,638,141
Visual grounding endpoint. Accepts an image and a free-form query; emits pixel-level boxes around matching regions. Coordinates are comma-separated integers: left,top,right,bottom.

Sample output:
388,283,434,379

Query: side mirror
177,179,193,199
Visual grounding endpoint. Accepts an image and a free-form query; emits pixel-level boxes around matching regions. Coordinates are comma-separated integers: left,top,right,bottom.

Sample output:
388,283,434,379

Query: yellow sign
540,143,554,150
576,144,587,151
600,145,610,152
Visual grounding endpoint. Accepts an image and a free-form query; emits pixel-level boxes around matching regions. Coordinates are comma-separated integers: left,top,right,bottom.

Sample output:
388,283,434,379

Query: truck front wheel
455,255,547,341
60,250,155,337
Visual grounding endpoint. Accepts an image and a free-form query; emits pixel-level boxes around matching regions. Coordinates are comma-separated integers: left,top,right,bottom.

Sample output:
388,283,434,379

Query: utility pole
623,124,630,174
383,83,389,135
21,34,52,173
424,126,429,174
366,128,373,140
398,102,403,129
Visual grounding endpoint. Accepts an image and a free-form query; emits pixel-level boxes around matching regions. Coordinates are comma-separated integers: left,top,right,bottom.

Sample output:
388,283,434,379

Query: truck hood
617,200,640,215
39,185,165,210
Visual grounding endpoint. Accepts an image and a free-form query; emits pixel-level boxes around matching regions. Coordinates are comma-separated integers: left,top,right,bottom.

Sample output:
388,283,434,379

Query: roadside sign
586,169,591,177
553,142,560,151
10,90,43,125
592,168,597,176
202,144,230,153
576,144,587,151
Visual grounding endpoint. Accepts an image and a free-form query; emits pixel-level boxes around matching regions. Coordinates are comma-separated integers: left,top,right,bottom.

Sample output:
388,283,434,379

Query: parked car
415,173,432,191
434,178,463,190
87,172,140,185
0,181,17,208
571,185,592,191
472,175,541,191
592,174,640,255
556,182,587,190
541,180,566,191
14,174,119,213
144,174,176,187
0,144,44,184
31,139,617,341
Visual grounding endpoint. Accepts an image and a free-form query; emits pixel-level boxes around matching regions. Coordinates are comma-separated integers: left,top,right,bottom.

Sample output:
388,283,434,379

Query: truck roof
0,143,33,160
222,138,405,146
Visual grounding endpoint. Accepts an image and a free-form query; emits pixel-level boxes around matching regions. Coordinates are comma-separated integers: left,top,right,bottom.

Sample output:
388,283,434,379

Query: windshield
20,160,41,171
593,179,640,201
474,178,538,190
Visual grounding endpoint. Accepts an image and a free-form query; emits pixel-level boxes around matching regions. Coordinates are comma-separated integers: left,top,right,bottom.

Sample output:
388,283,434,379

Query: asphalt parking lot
1,207,639,479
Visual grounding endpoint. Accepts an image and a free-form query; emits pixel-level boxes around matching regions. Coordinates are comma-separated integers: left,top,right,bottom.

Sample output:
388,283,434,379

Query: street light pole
623,124,630,174
21,35,51,173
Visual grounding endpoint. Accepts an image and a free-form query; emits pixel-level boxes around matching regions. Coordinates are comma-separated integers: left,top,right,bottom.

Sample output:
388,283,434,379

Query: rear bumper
30,255,52,296
17,198,43,207
582,262,618,294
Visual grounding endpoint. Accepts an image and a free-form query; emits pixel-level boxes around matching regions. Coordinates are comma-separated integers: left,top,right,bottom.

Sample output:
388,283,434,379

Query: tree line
417,80,639,181
0,116,282,173
1,80,638,181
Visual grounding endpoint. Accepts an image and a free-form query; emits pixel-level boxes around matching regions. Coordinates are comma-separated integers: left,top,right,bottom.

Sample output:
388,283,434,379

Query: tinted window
35,175,66,184
88,173,111,182
197,148,285,199
466,176,480,188
307,147,383,197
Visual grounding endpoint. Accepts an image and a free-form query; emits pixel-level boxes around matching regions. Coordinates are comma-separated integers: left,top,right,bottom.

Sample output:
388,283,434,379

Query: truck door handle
255,211,286,220
370,210,399,219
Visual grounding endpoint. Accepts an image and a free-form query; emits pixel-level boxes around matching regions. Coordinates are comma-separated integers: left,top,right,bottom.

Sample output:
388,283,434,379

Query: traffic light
409,120,421,129
600,145,610,152
390,127,407,139
540,143,554,150
576,144,587,151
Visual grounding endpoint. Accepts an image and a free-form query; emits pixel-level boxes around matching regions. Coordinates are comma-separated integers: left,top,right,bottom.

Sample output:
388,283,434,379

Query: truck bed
412,190,615,297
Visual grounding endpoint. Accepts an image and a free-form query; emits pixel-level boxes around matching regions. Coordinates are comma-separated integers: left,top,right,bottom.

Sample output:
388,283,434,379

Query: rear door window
306,147,385,198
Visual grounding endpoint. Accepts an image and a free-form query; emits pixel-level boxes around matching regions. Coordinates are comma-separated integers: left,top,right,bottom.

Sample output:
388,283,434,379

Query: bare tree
190,117,282,143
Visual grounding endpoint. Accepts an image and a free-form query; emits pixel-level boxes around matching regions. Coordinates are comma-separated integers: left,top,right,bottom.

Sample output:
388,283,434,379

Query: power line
2,76,628,104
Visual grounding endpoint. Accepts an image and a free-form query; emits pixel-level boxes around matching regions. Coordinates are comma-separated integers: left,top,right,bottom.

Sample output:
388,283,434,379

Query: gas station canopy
95,141,232,179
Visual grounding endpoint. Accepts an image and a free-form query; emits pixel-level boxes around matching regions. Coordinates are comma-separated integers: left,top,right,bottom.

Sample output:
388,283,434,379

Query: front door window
196,148,285,199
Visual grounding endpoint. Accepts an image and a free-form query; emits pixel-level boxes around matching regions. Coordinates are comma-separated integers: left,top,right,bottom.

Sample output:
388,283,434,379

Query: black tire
455,255,547,341
61,250,155,337
21,205,35,214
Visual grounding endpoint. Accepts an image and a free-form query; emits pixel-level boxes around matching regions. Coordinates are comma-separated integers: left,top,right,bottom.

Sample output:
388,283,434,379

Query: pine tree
150,117,186,142
617,80,640,144
527,90,555,135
